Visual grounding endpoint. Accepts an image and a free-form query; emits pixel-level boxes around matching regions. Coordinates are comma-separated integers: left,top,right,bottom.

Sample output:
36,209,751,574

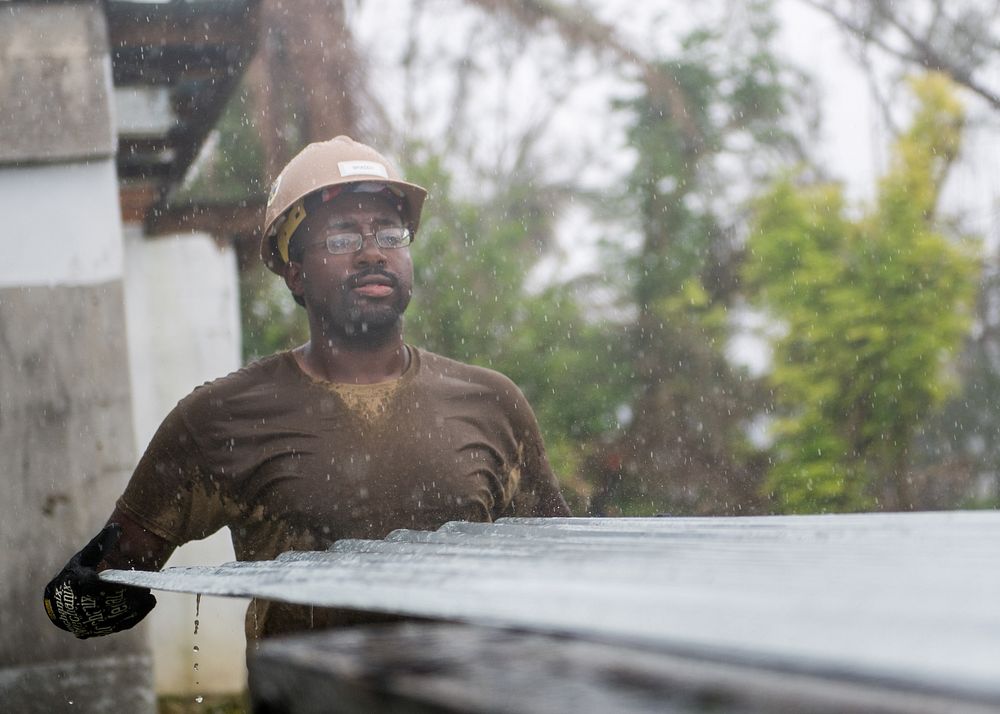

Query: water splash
193,595,202,703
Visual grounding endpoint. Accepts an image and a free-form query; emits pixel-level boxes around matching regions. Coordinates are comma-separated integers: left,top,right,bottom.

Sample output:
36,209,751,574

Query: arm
42,509,173,639
43,421,190,639
102,505,176,572
44,391,229,638
500,382,572,518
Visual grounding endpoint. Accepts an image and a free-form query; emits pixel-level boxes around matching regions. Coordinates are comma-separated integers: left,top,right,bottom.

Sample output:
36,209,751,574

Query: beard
317,267,412,344
342,297,407,337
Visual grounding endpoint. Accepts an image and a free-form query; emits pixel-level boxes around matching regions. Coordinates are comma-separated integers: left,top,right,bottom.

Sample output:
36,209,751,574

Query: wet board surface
248,623,1000,714
103,512,1000,706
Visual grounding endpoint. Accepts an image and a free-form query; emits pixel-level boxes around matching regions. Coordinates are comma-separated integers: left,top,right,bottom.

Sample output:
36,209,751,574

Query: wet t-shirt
116,347,570,639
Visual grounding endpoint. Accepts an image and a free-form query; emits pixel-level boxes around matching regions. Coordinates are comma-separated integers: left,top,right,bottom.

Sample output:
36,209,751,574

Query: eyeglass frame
301,225,414,256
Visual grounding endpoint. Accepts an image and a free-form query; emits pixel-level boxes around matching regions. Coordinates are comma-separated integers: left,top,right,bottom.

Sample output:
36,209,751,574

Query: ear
284,260,305,301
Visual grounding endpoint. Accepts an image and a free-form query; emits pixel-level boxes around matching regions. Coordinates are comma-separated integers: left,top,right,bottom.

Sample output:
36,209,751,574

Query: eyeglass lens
324,228,411,254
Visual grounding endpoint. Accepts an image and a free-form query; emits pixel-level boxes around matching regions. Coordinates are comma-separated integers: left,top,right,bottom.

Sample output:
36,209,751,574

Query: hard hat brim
261,178,426,273
259,136,428,275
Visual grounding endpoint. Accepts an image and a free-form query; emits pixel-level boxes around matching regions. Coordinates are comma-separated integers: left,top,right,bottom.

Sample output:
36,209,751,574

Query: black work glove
43,523,157,639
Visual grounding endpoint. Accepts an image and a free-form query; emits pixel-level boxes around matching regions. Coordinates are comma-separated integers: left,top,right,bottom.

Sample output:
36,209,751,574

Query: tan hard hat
261,135,428,274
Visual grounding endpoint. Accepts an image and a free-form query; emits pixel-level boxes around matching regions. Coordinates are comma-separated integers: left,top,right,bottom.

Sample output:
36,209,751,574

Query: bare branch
799,0,921,64
859,41,900,137
800,0,1000,111
462,0,703,151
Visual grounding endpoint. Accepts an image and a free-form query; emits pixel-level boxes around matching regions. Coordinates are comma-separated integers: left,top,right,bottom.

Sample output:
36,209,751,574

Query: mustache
346,266,400,289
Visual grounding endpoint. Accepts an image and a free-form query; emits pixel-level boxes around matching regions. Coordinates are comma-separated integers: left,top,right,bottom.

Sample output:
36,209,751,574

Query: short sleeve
503,386,572,518
117,403,229,545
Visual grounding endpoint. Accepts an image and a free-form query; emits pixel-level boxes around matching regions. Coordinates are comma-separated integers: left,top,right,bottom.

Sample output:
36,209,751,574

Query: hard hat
261,135,428,274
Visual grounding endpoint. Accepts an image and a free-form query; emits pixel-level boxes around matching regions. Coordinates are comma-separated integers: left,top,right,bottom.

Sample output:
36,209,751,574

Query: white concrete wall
122,226,249,695
0,157,157,714
1,160,123,288
0,7,157,710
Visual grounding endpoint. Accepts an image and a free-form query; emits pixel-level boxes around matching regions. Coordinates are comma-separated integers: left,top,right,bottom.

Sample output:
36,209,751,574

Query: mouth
350,272,397,298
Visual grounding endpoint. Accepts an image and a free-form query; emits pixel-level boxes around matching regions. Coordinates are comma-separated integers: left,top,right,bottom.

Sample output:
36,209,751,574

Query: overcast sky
352,0,1000,255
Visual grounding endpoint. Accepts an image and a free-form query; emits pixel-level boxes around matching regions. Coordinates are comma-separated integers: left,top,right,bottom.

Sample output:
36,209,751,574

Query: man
43,135,570,642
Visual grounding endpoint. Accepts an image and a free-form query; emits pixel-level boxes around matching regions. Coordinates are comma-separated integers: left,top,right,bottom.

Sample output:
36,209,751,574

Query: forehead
306,191,404,229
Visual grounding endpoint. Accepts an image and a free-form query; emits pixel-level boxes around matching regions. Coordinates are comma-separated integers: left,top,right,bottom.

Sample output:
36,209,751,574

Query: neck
296,319,408,384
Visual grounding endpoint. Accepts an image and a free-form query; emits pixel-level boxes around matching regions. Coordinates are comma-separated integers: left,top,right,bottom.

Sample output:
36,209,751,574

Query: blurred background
211,0,1000,518
3,0,1000,711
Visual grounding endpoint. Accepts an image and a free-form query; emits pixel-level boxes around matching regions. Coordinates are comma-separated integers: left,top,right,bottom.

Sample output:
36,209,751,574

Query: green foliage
240,260,309,363
177,82,266,204
746,74,979,513
620,3,807,319
591,1,808,515
158,692,247,714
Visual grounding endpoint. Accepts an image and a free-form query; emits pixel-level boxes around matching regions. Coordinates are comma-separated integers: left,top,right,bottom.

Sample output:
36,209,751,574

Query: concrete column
0,3,154,712
123,227,249,695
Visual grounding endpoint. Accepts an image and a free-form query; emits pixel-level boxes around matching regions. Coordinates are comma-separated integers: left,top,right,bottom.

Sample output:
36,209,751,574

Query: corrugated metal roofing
103,511,1000,703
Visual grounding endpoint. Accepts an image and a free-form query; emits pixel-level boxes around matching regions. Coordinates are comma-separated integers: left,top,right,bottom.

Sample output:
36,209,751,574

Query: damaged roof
106,0,260,220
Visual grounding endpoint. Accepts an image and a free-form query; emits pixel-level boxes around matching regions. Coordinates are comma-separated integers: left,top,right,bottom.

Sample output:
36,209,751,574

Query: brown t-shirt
117,347,570,639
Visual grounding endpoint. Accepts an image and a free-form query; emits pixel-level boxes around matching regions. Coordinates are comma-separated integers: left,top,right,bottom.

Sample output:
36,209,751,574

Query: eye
326,234,361,254
377,227,410,248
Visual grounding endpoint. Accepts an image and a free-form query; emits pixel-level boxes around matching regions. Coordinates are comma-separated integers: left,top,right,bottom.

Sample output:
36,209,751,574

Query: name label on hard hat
338,161,389,179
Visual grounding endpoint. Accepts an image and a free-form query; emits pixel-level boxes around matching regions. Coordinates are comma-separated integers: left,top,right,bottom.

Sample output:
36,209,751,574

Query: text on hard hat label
338,161,389,179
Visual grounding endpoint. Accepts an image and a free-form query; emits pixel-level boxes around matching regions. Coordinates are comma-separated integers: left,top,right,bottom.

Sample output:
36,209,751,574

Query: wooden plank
106,0,259,50
249,623,1000,714
142,199,265,239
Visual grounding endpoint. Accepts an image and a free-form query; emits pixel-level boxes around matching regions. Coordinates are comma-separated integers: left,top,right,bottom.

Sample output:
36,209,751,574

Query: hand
43,523,157,639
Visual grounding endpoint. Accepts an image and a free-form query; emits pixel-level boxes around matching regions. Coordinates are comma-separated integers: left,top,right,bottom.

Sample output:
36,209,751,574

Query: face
285,192,414,339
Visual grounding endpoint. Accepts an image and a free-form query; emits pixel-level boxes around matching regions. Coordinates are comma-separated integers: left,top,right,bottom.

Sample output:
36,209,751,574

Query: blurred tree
463,0,703,147
239,258,310,362
745,73,979,512
180,82,266,205
911,260,1000,509
589,2,812,516
448,0,817,515
247,0,383,176
800,0,1000,510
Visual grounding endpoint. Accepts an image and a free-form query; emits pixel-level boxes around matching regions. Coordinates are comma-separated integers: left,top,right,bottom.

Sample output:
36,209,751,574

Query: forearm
101,506,175,572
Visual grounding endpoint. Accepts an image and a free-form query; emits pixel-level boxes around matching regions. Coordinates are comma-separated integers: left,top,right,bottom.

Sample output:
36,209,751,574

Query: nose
354,231,388,265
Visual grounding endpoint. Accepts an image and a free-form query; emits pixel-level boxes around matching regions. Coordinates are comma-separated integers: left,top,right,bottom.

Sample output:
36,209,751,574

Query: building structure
0,1,260,709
